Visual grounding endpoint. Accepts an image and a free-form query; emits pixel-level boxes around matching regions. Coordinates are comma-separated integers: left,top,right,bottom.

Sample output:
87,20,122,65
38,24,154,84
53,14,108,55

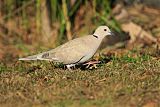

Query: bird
19,26,113,70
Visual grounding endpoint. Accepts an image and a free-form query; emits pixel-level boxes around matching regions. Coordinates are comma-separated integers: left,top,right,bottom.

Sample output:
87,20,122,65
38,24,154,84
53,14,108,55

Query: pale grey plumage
19,26,112,69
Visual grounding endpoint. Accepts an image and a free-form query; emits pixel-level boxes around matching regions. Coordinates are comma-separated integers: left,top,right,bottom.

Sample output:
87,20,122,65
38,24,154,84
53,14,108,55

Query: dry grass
0,49,160,107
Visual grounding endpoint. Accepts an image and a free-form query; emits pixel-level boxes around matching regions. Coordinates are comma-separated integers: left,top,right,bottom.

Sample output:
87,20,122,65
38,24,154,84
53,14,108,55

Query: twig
62,0,72,40
0,0,35,37
2,0,35,20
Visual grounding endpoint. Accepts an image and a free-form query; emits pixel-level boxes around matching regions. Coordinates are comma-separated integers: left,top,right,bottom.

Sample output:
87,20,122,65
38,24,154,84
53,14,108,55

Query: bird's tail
19,54,38,61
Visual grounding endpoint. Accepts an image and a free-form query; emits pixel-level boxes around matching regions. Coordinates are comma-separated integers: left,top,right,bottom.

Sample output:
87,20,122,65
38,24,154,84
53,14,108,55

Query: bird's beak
108,31,114,36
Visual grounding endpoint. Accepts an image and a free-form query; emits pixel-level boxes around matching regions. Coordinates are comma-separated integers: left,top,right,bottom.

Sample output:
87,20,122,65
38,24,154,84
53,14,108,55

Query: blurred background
0,1,160,107
0,0,160,63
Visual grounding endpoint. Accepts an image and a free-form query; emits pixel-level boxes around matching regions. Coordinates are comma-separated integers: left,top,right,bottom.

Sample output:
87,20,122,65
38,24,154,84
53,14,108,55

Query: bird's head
93,26,113,39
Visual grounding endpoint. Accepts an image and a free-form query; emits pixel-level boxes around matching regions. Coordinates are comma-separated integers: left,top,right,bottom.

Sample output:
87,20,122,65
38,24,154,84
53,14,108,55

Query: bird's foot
83,60,100,69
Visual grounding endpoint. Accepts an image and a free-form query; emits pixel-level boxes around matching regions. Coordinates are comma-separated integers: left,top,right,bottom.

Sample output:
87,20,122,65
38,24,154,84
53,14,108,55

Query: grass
0,50,160,107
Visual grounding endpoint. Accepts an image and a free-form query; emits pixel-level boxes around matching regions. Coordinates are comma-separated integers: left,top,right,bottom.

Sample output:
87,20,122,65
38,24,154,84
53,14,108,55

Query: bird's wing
40,36,95,64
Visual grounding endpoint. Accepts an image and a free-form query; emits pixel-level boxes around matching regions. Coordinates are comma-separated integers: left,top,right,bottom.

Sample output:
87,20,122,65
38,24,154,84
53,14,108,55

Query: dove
19,26,113,70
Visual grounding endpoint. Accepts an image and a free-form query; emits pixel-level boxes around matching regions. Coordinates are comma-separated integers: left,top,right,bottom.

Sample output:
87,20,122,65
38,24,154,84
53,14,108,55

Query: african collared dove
19,26,113,69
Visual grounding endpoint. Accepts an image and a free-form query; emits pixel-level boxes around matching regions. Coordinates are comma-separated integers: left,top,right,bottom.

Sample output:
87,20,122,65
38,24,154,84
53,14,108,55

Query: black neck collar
93,34,98,39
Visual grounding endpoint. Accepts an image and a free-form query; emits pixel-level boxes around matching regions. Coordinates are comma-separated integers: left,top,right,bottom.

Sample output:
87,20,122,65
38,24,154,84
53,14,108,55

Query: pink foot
83,60,100,69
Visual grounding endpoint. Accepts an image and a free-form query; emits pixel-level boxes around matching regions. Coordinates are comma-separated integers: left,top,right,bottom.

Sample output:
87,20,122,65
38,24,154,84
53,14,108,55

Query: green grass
0,51,160,107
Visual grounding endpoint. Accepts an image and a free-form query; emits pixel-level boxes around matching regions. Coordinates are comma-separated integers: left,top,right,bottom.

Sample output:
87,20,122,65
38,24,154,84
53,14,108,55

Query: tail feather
19,54,38,61
19,52,59,61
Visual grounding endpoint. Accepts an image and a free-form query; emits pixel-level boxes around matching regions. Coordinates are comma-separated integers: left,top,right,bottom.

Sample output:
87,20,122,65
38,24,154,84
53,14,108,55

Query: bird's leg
66,64,75,70
83,60,100,68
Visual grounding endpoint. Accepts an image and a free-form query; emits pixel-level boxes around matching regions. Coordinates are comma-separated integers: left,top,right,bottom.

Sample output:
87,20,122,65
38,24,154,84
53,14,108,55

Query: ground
0,48,160,107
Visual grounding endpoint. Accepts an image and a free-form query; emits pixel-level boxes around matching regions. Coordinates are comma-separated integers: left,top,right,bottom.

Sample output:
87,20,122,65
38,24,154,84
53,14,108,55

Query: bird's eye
104,29,107,31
